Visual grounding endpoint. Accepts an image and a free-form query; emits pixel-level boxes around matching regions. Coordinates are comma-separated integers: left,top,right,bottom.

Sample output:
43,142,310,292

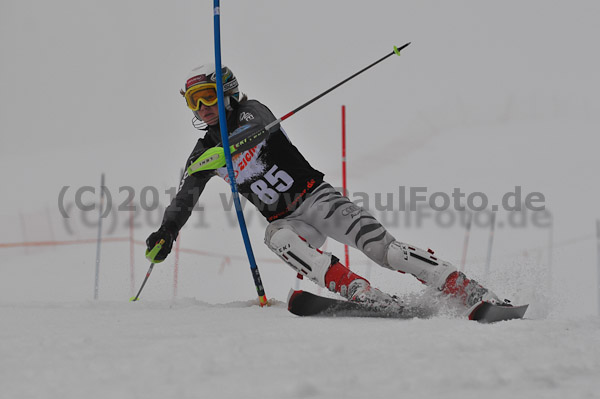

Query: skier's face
197,103,220,125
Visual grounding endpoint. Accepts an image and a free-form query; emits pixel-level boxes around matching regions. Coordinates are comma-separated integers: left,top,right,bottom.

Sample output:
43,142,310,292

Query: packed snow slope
2,298,600,399
2,1,600,398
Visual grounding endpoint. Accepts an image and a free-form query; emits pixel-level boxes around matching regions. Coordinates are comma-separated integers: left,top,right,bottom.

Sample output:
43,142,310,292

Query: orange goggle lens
184,84,218,110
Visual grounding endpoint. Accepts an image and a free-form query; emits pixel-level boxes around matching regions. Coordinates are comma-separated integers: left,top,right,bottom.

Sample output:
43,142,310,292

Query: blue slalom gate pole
213,0,268,306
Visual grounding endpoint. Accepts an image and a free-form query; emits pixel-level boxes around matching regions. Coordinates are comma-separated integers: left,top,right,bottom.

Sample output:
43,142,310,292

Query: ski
467,301,529,323
287,290,430,319
288,290,529,323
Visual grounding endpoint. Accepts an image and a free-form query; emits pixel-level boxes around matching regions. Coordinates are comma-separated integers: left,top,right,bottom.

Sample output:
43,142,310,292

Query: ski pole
188,42,411,174
272,42,411,127
129,239,165,302
214,0,268,307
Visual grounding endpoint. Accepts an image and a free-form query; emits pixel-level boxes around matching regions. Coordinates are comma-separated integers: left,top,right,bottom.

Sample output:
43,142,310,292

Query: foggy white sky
2,2,598,187
1,1,600,291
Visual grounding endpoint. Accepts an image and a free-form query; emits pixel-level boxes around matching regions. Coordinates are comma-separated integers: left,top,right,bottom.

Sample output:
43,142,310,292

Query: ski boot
325,261,403,313
442,271,504,307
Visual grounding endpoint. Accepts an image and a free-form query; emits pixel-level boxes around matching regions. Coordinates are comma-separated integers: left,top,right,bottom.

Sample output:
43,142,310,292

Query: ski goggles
181,83,218,111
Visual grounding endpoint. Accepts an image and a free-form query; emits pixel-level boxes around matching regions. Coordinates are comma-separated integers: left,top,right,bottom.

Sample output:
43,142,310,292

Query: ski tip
467,301,484,320
287,289,303,310
468,301,529,323
287,289,302,297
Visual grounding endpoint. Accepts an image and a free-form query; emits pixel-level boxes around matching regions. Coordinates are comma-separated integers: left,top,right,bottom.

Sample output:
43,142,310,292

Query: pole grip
145,239,165,262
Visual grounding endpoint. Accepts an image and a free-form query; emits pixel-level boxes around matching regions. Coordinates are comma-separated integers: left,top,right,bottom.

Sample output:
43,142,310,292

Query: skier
146,63,500,310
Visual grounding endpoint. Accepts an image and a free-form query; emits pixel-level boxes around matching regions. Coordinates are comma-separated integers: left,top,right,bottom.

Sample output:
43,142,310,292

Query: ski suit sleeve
160,139,214,234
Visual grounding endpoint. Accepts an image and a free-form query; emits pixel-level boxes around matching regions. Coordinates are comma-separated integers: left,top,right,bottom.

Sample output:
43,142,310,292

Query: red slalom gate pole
342,105,350,268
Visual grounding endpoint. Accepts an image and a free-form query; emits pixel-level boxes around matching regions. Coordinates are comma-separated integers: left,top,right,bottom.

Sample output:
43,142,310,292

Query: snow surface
2,1,600,398
2,297,600,399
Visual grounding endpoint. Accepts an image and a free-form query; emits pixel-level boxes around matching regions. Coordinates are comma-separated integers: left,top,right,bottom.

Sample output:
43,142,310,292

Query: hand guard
145,225,176,263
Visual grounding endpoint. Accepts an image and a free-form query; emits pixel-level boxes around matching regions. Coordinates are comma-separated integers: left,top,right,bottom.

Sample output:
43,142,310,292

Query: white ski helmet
180,63,240,116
